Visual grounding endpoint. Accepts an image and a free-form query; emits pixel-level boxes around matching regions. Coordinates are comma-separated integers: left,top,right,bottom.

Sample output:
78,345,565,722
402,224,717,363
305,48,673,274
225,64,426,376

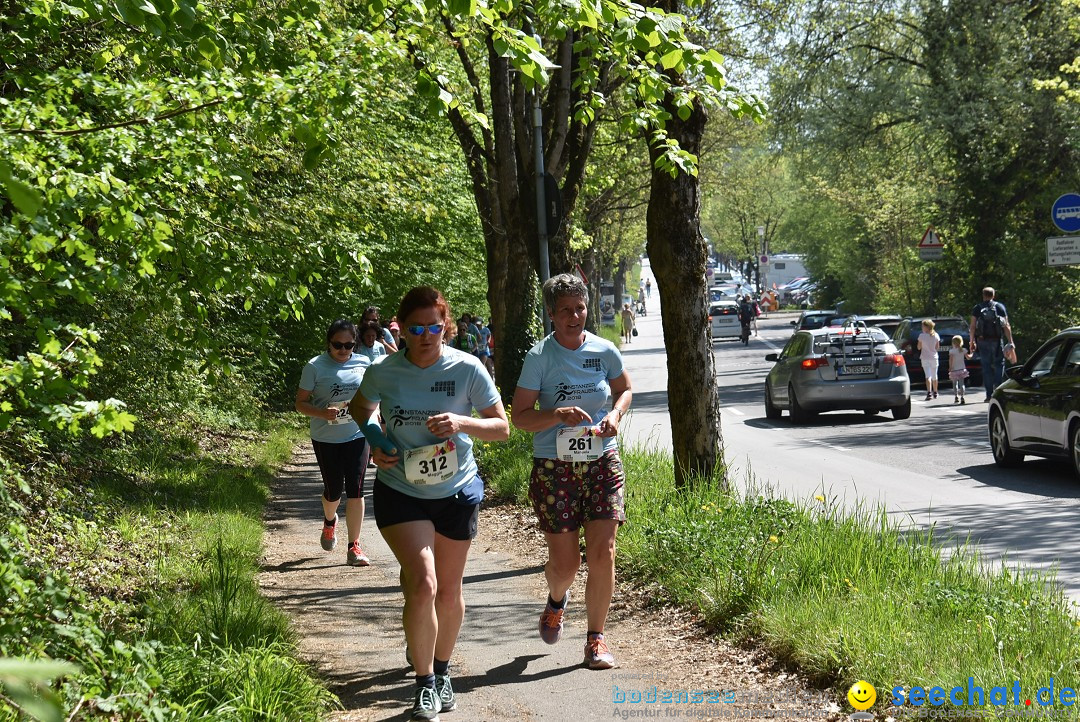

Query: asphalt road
623,261,1080,602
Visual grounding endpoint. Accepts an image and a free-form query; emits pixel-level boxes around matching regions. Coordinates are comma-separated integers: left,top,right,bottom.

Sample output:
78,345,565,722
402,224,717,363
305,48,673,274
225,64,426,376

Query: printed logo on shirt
430,380,456,397
554,382,601,403
386,405,441,429
582,358,603,372
328,381,359,401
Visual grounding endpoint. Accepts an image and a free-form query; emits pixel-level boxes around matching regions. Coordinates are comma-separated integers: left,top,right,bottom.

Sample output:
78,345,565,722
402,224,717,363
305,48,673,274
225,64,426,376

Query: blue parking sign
1051,193,1080,233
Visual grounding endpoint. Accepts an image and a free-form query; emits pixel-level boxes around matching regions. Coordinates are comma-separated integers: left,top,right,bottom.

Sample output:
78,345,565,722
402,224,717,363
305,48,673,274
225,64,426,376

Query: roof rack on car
830,316,881,371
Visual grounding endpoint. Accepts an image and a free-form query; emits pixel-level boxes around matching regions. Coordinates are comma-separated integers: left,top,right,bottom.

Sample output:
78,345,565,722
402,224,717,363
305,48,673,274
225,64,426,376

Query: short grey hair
542,273,589,313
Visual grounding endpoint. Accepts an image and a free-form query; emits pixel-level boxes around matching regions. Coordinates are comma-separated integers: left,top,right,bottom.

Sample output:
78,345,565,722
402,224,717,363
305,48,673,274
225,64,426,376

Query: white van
765,254,808,289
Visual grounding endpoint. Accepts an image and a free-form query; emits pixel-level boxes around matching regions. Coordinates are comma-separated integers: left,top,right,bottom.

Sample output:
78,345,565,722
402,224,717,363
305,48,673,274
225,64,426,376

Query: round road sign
1051,193,1080,233
760,255,768,264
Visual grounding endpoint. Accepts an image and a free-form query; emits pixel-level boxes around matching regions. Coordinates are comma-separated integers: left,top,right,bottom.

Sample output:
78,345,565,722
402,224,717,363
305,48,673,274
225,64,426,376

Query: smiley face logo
847,680,876,711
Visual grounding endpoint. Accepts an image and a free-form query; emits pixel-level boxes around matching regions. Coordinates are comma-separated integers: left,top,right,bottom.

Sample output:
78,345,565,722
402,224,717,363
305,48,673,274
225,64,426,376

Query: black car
988,327,1080,477
856,314,903,338
891,316,982,386
790,310,845,332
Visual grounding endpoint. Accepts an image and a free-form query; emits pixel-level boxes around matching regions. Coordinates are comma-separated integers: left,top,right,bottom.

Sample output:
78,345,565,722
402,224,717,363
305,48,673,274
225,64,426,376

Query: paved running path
258,280,824,720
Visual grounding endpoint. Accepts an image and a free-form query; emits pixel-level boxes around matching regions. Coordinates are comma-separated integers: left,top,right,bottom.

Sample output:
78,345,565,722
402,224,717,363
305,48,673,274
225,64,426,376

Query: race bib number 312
404,441,459,485
556,427,601,462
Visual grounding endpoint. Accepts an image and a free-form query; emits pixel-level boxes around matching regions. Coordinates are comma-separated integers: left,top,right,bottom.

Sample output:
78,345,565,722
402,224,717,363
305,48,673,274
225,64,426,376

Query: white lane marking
804,438,852,452
758,336,782,352
726,407,745,416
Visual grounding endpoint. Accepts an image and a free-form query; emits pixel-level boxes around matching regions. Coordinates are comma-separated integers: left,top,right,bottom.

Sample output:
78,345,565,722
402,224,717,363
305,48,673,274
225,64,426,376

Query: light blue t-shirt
358,347,501,499
517,331,625,459
298,353,371,443
358,341,387,363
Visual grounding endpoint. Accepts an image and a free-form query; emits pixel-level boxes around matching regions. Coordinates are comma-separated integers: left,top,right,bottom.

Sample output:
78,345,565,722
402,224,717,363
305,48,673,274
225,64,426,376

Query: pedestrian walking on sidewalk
294,319,373,568
349,286,509,722
969,287,1016,401
620,302,635,344
948,335,972,404
917,319,940,401
511,273,633,671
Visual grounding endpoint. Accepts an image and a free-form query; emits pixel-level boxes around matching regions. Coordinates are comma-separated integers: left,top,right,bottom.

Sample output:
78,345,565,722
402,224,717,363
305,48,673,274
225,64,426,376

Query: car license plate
839,365,873,375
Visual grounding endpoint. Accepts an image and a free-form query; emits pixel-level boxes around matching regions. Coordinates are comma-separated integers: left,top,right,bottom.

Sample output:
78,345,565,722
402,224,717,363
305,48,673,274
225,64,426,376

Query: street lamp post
756,225,765,294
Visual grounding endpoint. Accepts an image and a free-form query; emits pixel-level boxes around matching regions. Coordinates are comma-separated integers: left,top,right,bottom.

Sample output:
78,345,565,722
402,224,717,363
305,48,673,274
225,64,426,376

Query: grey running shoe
320,514,337,551
584,634,616,670
538,591,569,645
346,541,370,567
410,686,442,721
435,674,456,712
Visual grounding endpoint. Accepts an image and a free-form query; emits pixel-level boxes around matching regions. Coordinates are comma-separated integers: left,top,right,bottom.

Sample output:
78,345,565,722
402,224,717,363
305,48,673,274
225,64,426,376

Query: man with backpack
969,287,1016,401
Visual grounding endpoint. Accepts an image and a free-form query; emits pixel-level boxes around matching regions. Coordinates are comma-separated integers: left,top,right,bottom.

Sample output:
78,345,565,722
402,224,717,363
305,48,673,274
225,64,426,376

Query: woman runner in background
294,319,372,567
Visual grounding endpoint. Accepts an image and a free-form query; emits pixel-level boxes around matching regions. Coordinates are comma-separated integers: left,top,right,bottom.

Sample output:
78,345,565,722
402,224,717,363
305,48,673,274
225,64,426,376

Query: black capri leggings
311,437,370,501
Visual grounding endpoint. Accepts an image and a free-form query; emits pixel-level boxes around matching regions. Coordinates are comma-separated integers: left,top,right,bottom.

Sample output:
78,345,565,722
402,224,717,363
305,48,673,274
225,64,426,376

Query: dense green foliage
0,0,488,435
478,433,1080,715
0,411,334,719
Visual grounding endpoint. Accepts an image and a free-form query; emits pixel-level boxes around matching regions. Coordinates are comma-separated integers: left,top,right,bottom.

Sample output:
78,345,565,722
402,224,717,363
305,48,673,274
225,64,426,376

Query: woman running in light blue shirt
294,319,372,567
350,286,508,722
511,273,633,671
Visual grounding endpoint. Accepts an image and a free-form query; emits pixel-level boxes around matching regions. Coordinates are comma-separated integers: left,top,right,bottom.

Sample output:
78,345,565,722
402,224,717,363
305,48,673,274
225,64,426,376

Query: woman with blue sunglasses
350,286,508,722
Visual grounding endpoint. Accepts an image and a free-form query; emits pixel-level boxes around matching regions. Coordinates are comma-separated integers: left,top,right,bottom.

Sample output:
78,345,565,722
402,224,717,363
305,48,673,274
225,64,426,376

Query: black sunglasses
330,341,356,350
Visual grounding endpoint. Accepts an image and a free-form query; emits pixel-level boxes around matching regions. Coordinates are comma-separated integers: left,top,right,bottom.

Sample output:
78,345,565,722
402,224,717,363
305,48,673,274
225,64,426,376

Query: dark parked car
764,326,911,423
988,327,1080,477
892,316,982,387
790,310,844,332
855,314,903,338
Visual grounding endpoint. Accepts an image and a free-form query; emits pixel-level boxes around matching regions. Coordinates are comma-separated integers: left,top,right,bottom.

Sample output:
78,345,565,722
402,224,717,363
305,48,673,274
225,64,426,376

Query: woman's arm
426,400,509,441
295,388,337,421
511,386,593,432
597,372,632,438
349,392,398,462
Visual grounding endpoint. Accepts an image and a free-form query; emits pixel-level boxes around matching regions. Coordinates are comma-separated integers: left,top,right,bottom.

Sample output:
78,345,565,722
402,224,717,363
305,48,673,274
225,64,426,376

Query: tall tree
369,0,761,401
640,0,764,484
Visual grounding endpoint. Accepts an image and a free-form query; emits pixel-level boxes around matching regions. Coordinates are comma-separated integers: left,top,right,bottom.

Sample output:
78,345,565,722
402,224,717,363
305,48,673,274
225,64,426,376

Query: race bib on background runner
404,441,459,485
327,402,353,425
556,427,601,462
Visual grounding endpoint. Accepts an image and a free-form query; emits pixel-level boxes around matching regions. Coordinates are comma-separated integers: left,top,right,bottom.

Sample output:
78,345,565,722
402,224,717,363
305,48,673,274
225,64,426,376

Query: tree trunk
644,81,724,487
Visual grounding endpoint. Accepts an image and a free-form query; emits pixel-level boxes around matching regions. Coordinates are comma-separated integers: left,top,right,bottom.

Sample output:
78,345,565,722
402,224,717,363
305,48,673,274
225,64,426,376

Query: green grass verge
477,432,1080,717
1,412,335,720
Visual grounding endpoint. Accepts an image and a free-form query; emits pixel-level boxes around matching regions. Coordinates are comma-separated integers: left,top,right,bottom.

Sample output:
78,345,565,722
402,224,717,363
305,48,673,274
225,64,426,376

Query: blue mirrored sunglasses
406,324,444,336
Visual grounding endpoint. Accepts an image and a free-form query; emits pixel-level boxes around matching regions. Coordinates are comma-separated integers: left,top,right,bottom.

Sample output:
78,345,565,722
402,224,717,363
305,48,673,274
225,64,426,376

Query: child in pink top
947,335,972,404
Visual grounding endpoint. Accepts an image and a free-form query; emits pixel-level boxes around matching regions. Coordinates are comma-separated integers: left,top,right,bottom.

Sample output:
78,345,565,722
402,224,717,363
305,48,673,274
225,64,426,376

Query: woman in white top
917,319,941,401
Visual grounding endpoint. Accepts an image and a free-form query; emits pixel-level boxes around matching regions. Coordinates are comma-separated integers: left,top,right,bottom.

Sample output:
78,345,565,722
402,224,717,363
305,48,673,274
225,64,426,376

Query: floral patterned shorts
528,450,626,533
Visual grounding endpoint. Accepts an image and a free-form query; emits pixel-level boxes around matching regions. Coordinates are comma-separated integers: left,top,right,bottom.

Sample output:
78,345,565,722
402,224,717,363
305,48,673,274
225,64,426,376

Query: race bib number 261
556,427,601,462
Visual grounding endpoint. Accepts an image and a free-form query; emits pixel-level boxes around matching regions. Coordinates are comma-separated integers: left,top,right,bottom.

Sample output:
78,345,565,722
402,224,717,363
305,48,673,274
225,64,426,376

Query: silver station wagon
764,323,911,422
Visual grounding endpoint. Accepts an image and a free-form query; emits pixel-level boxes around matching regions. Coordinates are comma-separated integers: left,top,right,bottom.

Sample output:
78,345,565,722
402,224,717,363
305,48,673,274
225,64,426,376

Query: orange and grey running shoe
347,541,370,567
320,514,338,552
538,591,569,644
584,633,615,669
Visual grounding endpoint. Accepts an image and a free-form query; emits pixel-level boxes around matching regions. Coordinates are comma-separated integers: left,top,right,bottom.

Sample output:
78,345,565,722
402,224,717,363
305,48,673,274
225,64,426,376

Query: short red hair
397,286,455,341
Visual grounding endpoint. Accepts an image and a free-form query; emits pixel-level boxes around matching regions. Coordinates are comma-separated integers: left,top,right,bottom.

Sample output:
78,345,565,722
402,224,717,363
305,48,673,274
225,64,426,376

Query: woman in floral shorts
512,273,633,670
